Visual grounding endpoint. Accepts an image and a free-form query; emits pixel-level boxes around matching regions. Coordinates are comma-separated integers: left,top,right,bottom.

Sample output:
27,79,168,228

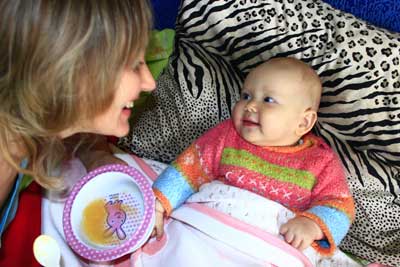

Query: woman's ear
295,109,317,137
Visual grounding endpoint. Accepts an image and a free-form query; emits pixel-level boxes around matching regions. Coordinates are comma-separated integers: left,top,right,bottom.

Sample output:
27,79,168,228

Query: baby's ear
295,109,317,137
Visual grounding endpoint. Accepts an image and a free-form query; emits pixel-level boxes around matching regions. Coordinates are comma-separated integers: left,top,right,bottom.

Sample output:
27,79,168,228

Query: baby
152,57,355,256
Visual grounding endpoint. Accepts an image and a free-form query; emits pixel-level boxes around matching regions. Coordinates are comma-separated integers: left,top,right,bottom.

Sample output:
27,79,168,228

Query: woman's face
91,55,156,137
60,54,156,138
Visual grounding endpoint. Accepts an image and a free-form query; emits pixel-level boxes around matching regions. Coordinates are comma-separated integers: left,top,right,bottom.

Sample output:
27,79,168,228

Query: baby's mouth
242,119,260,127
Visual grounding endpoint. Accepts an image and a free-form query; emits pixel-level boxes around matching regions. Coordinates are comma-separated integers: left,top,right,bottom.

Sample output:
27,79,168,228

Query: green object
342,251,371,266
131,29,175,122
18,174,33,192
146,28,175,80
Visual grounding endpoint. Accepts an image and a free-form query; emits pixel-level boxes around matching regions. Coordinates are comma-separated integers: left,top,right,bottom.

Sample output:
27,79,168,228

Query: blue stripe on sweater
152,166,195,210
308,205,351,246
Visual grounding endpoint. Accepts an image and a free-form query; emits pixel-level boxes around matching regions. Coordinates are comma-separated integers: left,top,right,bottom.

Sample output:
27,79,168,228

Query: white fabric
42,155,362,267
42,158,88,267
132,182,362,267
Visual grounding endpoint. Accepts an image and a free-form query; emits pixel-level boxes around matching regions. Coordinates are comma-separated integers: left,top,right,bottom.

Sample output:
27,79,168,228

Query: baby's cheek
231,106,243,128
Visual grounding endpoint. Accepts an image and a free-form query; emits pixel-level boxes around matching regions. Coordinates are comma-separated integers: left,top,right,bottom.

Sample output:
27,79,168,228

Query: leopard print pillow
119,1,400,264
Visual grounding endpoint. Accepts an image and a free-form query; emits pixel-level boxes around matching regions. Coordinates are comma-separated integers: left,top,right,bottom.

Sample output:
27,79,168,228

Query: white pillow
120,1,400,264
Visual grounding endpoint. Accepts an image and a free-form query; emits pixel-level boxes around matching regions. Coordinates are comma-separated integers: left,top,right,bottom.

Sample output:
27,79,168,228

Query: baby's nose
244,101,257,113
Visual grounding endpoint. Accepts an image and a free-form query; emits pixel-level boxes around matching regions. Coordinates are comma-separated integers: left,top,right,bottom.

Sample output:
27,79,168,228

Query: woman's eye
131,61,144,72
264,97,275,103
241,93,251,100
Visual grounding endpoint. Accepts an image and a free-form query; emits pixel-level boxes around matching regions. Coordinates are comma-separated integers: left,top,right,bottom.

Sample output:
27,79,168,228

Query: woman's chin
106,122,130,138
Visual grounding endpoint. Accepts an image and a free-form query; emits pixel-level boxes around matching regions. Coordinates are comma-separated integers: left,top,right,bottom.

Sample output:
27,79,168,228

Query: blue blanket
152,0,400,33
323,0,400,32
151,0,180,30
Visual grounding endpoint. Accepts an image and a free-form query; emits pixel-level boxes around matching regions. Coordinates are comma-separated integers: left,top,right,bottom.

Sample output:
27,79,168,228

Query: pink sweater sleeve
299,151,355,256
153,120,231,215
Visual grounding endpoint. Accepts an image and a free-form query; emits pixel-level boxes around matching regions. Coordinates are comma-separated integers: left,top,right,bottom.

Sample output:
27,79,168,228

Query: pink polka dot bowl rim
62,164,155,262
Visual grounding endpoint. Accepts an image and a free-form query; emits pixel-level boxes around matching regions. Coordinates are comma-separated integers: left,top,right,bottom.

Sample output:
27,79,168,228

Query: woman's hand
73,134,127,172
279,216,324,251
80,150,127,172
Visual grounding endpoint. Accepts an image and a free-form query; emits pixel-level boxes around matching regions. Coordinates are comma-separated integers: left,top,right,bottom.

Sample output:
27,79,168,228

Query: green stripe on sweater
221,148,316,190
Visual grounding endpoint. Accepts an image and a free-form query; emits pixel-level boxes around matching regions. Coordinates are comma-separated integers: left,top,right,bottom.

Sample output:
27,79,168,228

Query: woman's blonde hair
0,0,152,189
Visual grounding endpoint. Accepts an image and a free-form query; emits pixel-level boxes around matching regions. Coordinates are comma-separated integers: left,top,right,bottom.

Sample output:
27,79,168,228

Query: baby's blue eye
241,92,251,100
264,97,275,103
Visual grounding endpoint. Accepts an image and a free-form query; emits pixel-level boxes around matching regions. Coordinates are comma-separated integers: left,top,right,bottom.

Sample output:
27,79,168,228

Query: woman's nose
140,63,156,92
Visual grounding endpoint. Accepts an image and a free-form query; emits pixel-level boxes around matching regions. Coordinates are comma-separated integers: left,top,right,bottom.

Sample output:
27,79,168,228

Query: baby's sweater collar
262,134,317,154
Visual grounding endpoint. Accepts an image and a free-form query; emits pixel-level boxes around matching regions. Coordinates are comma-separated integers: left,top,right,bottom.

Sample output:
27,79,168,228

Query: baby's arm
151,148,205,240
295,155,355,256
151,144,212,238
279,216,324,251
151,120,231,238
152,132,224,215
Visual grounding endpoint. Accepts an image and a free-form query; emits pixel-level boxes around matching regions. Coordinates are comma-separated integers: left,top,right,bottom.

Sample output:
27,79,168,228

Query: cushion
119,0,400,264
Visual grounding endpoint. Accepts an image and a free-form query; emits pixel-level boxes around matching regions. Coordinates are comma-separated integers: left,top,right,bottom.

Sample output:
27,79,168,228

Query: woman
0,0,156,243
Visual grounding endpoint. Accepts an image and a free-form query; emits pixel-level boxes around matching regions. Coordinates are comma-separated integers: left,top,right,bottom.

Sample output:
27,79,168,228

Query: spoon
33,235,61,267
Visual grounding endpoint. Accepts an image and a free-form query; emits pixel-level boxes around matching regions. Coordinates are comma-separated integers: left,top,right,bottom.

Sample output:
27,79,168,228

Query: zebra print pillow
119,0,400,264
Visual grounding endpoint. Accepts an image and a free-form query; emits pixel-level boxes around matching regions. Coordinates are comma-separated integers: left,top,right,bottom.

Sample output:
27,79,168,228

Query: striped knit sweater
153,119,355,256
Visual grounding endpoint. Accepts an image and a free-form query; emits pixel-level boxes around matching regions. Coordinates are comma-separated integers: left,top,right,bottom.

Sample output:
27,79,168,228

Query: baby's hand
279,216,323,251
151,200,166,240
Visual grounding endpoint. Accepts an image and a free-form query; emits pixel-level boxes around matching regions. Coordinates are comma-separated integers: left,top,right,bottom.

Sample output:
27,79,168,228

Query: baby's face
232,63,313,147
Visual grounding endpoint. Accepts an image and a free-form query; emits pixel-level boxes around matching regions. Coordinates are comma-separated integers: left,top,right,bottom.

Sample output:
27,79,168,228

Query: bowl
63,164,155,262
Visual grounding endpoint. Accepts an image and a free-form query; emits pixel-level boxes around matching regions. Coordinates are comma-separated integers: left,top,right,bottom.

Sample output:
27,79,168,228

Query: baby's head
232,57,322,147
